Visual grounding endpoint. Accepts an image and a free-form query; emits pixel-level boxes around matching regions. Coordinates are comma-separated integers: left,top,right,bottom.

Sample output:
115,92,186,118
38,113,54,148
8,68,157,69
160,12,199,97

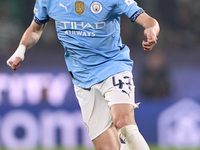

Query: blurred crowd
122,0,200,50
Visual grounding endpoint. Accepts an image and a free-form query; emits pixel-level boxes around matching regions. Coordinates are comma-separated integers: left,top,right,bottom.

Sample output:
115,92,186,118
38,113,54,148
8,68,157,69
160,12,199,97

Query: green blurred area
1,146,200,150
35,146,200,150
43,146,200,150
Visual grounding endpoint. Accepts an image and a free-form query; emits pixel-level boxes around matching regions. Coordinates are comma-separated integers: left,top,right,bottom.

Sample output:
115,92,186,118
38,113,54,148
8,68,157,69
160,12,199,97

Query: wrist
6,45,26,67
13,45,26,61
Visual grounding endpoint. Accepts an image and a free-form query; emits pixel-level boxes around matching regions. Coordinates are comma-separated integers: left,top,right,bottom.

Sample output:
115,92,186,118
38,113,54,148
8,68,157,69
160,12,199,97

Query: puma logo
122,90,131,98
59,3,69,12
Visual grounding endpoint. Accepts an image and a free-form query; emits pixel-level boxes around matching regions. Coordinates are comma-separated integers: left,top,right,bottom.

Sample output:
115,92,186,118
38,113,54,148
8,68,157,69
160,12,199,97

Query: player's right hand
7,57,23,71
6,45,26,71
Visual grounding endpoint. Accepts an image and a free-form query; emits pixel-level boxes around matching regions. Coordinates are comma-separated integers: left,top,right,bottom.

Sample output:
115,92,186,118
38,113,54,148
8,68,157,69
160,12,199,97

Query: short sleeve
115,0,145,22
33,0,49,24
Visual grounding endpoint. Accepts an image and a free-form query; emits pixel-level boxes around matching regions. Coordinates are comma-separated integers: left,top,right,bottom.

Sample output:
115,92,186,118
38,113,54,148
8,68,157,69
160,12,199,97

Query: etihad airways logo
56,21,106,29
56,21,106,37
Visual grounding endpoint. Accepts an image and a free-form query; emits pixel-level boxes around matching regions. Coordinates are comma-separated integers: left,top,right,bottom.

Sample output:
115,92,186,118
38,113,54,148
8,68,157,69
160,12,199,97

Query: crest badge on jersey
75,1,85,15
125,0,135,6
90,2,102,14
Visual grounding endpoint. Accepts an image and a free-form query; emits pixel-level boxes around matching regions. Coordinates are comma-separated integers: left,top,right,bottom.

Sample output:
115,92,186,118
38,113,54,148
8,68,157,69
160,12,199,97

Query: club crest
125,0,134,6
90,2,102,14
75,1,85,15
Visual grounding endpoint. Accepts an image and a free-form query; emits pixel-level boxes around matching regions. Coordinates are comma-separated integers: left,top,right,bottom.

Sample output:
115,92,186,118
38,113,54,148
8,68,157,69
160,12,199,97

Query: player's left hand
142,27,158,51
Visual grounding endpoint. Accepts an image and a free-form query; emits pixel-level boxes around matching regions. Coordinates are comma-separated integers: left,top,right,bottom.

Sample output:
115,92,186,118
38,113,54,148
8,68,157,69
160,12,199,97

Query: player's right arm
7,20,47,70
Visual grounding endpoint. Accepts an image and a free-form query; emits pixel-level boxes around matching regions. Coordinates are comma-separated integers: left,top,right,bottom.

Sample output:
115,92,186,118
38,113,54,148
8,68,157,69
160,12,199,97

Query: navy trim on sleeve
130,9,145,22
34,15,49,24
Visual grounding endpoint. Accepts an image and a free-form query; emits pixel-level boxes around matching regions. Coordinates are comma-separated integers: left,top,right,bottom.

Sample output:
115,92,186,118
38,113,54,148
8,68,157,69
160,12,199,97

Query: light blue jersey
34,0,144,88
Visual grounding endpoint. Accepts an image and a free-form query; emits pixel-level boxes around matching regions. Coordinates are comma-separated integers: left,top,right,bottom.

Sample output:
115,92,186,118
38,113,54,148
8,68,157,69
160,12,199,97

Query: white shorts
74,71,139,140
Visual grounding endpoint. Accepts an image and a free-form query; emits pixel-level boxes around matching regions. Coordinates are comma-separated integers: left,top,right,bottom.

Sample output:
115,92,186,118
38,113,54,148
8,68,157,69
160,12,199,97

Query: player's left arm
135,12,160,51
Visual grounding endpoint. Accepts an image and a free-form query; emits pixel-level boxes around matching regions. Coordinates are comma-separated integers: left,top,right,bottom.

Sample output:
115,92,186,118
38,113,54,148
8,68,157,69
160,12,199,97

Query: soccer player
7,0,159,149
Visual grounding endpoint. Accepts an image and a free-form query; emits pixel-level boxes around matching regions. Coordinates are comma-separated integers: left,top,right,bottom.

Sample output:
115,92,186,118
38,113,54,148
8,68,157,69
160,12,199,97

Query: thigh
92,123,121,150
74,85,113,140
99,71,138,127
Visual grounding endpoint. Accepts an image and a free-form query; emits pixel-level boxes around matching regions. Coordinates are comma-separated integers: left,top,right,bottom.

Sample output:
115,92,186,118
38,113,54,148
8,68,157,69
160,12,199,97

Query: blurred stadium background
0,0,200,149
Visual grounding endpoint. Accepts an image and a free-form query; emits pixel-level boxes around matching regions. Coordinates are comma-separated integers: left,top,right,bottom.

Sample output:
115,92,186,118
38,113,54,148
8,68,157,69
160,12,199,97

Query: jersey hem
73,67,133,89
